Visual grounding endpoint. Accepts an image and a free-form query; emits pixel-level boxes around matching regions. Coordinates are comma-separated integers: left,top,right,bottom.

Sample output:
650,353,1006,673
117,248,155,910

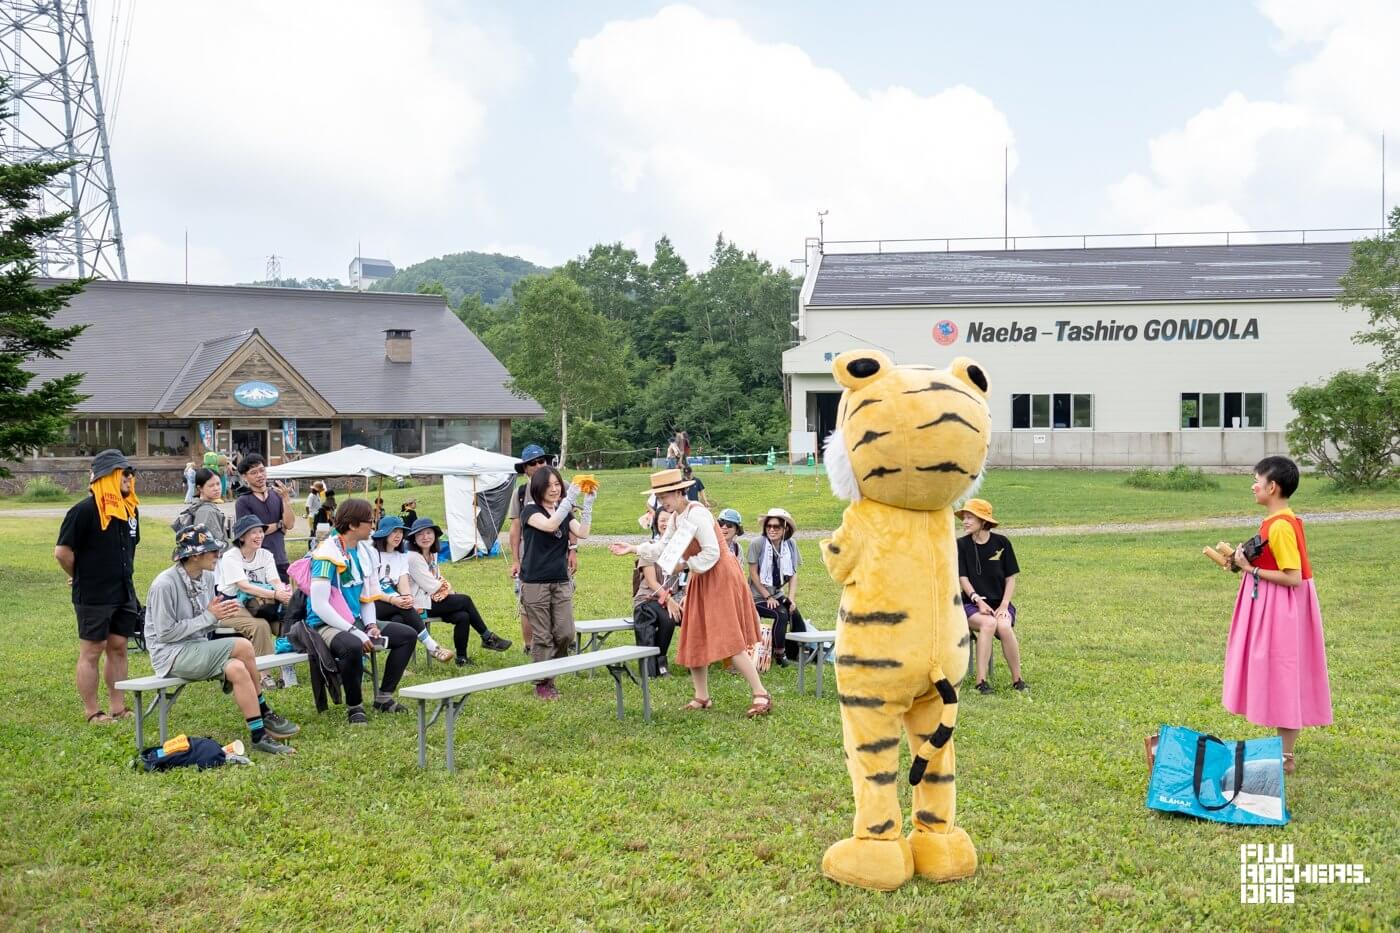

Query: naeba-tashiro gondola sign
960,317,1261,344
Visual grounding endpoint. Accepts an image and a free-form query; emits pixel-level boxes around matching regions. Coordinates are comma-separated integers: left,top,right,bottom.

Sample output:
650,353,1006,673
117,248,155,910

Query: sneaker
657,665,669,678
975,680,993,695
373,698,408,714
1013,679,1030,692
260,673,279,691
251,736,295,755
347,705,369,725
481,632,513,652
455,655,473,667
262,711,300,739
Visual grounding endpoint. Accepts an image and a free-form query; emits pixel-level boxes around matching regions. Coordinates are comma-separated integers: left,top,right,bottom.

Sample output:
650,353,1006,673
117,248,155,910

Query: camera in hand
1229,534,1266,572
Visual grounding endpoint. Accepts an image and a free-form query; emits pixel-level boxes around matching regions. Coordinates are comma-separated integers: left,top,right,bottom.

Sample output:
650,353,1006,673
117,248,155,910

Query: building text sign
944,317,1261,344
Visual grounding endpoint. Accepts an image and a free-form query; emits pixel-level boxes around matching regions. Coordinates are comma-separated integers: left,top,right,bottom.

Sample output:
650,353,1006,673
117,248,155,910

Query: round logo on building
932,320,958,346
233,381,280,408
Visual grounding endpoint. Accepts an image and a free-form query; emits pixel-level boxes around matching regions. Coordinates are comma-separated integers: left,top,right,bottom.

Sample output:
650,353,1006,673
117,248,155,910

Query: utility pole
817,210,828,252
0,0,129,279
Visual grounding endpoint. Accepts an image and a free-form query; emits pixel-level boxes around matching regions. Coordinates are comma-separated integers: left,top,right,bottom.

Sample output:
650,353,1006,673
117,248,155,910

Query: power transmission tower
265,253,282,283
0,0,128,279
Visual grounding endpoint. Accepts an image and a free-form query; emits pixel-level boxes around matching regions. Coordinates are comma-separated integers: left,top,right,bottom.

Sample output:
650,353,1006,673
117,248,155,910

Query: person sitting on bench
306,498,417,723
632,510,682,677
363,515,454,665
216,515,290,688
748,508,809,666
144,523,299,754
956,498,1028,694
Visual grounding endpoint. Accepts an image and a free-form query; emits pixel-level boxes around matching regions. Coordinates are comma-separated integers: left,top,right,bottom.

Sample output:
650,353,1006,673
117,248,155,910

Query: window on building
424,418,502,453
1181,393,1266,429
1012,393,1092,429
146,420,192,456
293,419,332,456
341,418,421,454
39,418,138,457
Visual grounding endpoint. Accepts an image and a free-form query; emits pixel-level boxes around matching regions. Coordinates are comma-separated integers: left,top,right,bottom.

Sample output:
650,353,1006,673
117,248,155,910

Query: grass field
0,497,1395,930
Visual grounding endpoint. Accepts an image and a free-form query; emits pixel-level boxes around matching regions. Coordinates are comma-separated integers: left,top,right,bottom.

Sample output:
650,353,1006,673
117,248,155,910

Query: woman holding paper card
520,466,595,700
609,469,770,717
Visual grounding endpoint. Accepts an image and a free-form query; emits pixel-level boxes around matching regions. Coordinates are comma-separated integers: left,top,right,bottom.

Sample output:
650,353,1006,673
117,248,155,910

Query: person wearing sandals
956,498,1027,695
519,467,596,699
215,515,288,687
748,507,811,667
405,517,513,666
145,523,298,753
609,469,772,717
305,498,417,722
363,516,454,665
56,449,142,725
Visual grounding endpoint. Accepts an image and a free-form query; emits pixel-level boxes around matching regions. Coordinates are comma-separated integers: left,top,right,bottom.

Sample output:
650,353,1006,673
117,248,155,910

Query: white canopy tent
266,444,410,480
396,444,521,561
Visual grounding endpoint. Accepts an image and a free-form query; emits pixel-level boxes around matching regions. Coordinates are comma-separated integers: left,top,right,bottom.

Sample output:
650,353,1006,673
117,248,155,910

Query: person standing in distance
54,449,142,724
508,445,577,649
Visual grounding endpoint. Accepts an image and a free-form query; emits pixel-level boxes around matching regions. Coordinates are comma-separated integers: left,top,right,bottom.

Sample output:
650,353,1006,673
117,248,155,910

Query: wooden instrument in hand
1202,541,1237,570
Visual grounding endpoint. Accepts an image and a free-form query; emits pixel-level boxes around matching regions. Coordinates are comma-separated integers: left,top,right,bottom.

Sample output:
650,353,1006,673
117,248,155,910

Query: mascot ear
948,357,990,397
833,349,892,390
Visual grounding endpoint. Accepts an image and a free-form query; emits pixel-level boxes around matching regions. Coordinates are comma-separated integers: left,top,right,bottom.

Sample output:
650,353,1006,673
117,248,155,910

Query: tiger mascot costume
820,349,991,892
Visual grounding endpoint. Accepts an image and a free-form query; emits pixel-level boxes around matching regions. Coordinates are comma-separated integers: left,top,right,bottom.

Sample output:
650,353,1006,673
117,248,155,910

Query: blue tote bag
1146,725,1290,826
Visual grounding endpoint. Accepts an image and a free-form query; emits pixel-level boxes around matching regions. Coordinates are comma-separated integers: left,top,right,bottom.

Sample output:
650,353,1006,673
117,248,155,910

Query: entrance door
814,392,841,454
232,429,266,459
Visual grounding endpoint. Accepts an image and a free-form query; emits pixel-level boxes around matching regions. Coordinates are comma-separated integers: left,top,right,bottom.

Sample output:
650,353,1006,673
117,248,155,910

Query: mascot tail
908,666,959,785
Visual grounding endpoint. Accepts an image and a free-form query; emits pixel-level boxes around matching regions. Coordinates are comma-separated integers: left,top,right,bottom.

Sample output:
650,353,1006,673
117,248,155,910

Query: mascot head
824,349,991,511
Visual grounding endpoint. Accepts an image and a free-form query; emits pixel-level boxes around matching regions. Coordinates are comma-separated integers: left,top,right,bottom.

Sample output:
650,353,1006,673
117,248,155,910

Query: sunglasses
765,523,785,531
719,521,737,529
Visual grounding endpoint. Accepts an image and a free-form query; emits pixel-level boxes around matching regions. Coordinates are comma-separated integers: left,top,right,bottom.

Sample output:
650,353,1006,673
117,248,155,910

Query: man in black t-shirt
55,449,142,723
954,498,1028,694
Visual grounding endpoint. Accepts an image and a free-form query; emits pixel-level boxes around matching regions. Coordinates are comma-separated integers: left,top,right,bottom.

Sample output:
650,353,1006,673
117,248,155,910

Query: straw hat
760,507,796,539
644,468,694,495
954,498,999,527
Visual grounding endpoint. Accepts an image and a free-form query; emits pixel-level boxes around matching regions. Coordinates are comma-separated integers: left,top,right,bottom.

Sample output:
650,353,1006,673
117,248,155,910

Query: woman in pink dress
1222,456,1332,775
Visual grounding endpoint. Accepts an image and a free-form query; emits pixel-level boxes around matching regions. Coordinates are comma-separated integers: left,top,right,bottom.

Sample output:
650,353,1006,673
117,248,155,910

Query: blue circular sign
234,381,280,408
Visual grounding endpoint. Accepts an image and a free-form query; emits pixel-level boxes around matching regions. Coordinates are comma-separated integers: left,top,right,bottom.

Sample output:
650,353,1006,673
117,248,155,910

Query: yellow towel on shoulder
90,470,140,530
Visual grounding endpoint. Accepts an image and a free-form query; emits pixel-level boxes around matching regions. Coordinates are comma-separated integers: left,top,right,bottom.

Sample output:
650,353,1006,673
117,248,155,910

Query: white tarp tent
396,444,520,561
266,444,410,479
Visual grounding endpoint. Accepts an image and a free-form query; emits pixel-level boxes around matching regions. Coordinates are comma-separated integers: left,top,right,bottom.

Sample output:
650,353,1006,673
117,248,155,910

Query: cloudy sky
89,0,1397,284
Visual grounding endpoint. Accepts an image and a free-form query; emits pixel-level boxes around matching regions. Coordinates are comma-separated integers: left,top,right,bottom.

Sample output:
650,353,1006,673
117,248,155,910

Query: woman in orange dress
610,469,771,716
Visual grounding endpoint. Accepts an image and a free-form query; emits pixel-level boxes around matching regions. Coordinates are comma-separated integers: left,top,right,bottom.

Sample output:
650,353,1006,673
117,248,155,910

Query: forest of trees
453,235,800,467
371,251,547,305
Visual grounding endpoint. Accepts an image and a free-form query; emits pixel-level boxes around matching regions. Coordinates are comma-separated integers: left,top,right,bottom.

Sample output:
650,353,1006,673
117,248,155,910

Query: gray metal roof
154,329,252,411
27,280,544,418
806,241,1357,307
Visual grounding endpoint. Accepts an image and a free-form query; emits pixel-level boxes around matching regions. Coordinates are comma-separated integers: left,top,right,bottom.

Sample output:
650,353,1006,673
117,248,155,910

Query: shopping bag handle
1192,733,1246,811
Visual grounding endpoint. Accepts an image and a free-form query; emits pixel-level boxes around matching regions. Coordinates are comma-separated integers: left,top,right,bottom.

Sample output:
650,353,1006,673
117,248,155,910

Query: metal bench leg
157,688,170,743
796,648,808,694
640,659,652,723
416,700,427,769
444,696,463,774
132,690,146,751
815,643,828,698
613,666,625,720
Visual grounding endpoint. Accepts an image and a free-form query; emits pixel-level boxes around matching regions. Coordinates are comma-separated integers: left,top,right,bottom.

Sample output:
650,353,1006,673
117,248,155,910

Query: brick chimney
384,329,414,363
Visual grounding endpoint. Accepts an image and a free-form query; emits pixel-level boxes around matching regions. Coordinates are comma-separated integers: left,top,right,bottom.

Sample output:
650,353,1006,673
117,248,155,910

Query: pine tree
0,82,89,476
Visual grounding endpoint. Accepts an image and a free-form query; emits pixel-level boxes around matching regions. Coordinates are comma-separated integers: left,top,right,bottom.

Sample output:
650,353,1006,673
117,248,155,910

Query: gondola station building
783,240,1379,468
12,280,542,492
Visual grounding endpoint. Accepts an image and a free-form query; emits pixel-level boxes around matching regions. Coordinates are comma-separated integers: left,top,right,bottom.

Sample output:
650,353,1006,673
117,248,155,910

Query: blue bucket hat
717,508,744,536
231,513,265,545
407,516,443,542
514,444,549,474
371,515,405,540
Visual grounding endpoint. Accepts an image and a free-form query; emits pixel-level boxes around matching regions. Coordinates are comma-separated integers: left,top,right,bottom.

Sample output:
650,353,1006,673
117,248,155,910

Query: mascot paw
909,826,978,882
821,836,914,892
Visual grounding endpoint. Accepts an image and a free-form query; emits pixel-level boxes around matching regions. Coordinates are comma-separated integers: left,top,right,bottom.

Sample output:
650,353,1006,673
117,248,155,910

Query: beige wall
785,298,1380,468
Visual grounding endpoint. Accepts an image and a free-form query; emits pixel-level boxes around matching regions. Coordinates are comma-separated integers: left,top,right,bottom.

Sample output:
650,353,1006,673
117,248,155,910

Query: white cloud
1107,1,1394,234
569,4,1030,266
100,1,526,283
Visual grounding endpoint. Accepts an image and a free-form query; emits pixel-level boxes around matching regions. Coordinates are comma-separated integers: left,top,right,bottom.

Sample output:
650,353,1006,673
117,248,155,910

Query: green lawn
0,507,1394,929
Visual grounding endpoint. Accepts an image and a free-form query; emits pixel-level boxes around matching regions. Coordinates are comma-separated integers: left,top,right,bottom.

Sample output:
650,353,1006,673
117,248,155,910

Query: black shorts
75,601,142,642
